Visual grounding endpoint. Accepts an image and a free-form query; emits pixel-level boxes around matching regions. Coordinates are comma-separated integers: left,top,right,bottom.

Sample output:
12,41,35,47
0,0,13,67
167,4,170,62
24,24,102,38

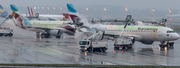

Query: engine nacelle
140,41,154,45
130,37,135,44
49,30,60,36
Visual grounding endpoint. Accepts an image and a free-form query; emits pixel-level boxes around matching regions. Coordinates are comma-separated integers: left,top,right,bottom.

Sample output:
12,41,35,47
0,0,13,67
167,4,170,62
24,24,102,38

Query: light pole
53,7,55,14
42,7,44,14
125,7,128,16
104,7,106,18
33,7,36,16
152,8,155,20
37,6,39,14
169,8,172,27
86,7,88,17
60,7,62,14
47,7,49,14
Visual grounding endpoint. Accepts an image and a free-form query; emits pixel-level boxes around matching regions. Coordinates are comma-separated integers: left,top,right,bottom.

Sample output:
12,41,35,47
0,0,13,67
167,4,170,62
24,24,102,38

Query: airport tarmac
0,20,180,66
0,33,179,66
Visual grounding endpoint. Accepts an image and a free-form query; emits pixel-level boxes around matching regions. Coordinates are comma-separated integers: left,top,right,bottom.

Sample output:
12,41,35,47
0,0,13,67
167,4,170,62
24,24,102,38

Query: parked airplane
0,5,64,21
9,4,75,38
23,7,64,21
67,4,179,46
0,5,10,18
0,4,37,19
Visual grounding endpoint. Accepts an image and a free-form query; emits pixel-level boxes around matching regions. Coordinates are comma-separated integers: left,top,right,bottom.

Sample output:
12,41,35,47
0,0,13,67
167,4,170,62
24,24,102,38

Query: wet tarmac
0,34,179,66
0,20,180,66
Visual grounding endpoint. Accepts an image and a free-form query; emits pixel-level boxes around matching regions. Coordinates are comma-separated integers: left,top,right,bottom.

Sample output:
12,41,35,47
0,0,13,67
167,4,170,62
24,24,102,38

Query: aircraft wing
26,26,76,32
104,33,142,41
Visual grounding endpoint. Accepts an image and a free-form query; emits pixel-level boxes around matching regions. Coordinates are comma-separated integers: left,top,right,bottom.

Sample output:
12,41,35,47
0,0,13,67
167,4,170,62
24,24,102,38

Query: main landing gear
40,33,51,38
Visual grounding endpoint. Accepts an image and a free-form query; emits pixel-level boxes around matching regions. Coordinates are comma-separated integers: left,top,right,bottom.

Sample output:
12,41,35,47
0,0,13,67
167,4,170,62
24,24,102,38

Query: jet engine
130,37,135,44
140,41,154,45
49,30,61,36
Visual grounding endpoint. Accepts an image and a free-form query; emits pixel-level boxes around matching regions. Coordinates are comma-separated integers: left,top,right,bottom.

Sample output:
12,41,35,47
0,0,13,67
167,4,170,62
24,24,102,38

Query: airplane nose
173,33,180,40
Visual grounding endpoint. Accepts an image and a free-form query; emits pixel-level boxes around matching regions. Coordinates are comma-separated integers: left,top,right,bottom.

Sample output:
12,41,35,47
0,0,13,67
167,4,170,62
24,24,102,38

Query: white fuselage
22,14,64,21
86,24,179,41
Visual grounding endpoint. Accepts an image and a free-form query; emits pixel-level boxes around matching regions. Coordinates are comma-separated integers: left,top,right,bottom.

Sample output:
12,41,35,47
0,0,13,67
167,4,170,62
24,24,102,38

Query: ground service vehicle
0,27,13,37
79,39,108,52
114,36,133,49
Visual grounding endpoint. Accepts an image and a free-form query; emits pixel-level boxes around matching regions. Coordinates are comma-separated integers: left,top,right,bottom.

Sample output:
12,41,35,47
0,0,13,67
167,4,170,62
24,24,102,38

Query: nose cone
173,33,180,40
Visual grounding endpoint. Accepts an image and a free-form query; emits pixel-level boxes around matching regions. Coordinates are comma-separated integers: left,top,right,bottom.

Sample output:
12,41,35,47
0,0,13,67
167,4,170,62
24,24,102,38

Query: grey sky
1,0,180,10
1,0,180,20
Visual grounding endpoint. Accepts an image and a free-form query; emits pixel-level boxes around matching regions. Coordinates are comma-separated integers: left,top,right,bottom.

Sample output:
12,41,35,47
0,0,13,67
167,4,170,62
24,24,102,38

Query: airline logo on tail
67,4,80,23
10,4,26,29
0,9,5,13
0,5,9,17
67,4,77,13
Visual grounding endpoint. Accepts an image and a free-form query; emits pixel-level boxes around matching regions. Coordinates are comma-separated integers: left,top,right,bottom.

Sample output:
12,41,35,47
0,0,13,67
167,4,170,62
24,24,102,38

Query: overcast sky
1,0,180,10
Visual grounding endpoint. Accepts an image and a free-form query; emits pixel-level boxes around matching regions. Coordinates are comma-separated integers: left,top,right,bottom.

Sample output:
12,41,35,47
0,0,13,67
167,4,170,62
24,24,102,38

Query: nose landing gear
159,41,174,48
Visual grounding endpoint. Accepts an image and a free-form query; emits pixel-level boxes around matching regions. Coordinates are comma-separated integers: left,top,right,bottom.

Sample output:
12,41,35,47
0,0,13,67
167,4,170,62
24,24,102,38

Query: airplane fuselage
87,24,179,41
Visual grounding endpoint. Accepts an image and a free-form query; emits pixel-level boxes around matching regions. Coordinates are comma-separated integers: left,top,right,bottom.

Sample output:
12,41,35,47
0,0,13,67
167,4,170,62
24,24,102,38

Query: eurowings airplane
0,5,64,21
22,7,64,21
67,4,179,45
9,4,75,38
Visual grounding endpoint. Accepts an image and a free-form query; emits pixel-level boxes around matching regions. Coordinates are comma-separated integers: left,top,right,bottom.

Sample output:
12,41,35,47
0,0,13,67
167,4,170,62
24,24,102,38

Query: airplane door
158,28,162,36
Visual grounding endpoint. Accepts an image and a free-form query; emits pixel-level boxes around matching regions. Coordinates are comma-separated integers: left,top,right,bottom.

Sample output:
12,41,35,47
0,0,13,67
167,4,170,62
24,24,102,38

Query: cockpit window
167,31,175,33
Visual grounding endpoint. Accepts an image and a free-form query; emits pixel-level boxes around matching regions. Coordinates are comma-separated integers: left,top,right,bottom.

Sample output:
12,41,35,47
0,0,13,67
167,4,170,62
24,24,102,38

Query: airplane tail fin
35,13,39,18
10,4,28,29
67,4,81,23
0,5,9,18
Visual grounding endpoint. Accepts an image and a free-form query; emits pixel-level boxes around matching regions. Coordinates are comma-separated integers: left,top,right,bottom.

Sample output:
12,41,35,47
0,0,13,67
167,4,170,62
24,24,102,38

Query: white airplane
22,13,64,21
165,12,180,19
22,7,64,21
8,4,75,38
24,7,64,21
0,5,65,21
67,4,179,46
